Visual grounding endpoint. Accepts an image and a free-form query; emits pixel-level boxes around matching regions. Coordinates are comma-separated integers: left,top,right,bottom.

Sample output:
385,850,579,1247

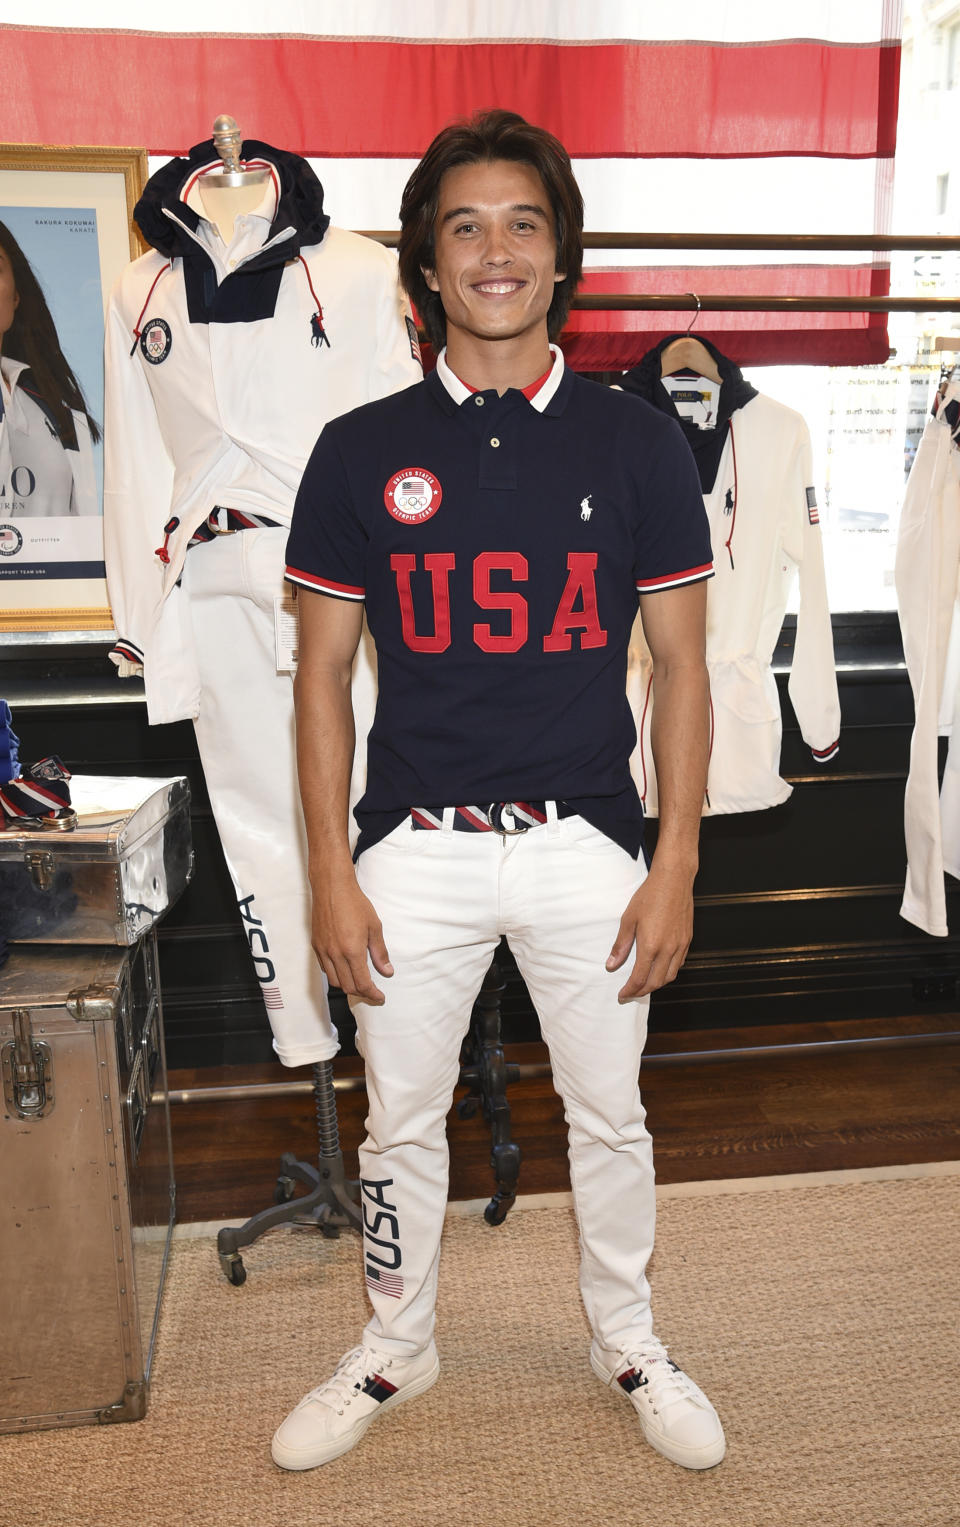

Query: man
276,109,724,1473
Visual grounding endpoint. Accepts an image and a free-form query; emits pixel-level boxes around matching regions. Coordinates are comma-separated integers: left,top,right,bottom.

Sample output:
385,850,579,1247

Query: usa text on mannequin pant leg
182,526,336,1064
352,826,501,1356
503,815,655,1353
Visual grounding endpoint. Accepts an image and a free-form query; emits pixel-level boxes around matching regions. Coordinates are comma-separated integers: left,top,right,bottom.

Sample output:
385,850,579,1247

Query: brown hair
398,109,584,353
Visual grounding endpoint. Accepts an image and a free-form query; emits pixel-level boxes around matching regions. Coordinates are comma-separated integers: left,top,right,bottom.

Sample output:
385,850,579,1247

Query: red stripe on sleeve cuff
285,567,365,600
810,740,840,761
636,562,714,593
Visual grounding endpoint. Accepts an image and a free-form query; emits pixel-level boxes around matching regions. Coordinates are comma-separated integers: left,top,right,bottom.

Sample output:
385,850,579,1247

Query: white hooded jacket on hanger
621,338,840,817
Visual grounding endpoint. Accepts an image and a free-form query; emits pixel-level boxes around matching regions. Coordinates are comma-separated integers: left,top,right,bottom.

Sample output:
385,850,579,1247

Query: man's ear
423,266,440,294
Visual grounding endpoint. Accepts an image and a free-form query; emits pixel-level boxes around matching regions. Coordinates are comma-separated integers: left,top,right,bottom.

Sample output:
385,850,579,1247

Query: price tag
274,594,299,672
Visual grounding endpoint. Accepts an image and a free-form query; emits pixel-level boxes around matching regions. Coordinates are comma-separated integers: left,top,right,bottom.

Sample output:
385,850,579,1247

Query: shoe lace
303,1346,391,1413
619,1340,700,1415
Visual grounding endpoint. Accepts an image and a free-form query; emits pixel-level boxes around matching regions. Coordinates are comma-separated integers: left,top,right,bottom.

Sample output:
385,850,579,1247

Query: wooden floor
168,1013,960,1223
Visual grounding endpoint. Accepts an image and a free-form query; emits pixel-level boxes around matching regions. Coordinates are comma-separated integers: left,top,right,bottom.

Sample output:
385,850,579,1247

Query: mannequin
196,116,271,240
103,119,422,1067
621,333,840,815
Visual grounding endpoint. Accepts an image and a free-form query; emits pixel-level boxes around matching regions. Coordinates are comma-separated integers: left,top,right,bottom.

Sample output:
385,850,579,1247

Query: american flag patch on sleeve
406,315,422,368
806,487,820,525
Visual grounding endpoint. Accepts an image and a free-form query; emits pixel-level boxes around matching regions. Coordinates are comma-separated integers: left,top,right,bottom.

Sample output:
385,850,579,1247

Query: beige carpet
2,1172,958,1527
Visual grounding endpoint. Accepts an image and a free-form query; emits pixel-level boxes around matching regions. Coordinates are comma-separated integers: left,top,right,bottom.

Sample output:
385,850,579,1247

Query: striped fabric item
0,2,901,367
411,801,578,832
0,756,73,822
187,508,282,547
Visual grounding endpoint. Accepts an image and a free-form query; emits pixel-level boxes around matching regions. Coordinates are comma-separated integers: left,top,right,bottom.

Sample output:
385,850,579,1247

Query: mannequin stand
456,959,522,1224
217,957,522,1282
217,1060,362,1286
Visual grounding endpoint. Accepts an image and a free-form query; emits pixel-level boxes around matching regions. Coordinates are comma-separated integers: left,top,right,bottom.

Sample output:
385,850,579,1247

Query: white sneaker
271,1342,440,1470
590,1336,726,1470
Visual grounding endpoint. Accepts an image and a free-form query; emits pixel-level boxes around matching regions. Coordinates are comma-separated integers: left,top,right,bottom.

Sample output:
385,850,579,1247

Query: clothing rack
360,230,960,314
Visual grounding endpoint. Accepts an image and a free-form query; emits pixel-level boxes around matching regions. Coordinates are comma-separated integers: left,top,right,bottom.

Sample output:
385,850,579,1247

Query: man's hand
311,867,394,1006
605,859,696,1002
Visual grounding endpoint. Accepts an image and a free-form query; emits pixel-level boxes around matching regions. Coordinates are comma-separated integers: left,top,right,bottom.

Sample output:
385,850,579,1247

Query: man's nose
481,228,512,265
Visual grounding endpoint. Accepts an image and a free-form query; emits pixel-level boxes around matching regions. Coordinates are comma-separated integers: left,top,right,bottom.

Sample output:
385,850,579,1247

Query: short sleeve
630,415,714,594
285,423,368,601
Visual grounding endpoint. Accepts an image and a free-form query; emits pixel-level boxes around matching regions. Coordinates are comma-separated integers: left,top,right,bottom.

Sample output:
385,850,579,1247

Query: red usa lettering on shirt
389,551,608,654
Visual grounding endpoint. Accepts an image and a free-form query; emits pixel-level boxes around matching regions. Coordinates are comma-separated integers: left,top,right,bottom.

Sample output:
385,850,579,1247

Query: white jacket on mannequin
895,378,960,937
102,139,421,1065
104,142,420,724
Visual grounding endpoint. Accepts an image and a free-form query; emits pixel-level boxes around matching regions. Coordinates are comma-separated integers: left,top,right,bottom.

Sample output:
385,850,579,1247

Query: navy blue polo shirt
286,347,712,859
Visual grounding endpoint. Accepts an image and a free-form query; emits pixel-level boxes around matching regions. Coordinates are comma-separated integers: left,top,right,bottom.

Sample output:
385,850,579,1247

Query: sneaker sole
589,1349,726,1471
271,1357,440,1470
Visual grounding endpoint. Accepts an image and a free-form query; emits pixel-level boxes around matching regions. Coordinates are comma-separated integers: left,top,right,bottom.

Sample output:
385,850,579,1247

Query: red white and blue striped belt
410,801,578,835
188,507,282,547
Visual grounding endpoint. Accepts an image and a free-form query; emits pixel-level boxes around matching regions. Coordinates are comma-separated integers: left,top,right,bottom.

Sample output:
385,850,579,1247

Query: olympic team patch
0,524,23,556
805,486,820,525
384,468,442,524
140,318,172,365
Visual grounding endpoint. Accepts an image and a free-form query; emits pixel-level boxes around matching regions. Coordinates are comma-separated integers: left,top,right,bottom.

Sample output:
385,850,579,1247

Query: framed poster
0,144,147,633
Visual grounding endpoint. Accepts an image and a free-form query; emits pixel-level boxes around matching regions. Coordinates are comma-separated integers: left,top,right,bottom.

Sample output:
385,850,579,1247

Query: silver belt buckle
209,507,237,536
488,802,527,835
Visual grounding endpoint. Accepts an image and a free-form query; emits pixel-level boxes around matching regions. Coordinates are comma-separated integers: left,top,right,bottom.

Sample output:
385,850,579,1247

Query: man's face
423,158,563,348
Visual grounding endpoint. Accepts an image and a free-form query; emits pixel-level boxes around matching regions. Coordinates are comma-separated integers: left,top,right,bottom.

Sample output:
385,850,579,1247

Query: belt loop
442,806,455,834
545,799,560,836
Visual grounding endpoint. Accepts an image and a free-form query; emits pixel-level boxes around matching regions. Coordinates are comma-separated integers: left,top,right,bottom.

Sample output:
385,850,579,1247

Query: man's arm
293,589,393,1005
606,579,709,1001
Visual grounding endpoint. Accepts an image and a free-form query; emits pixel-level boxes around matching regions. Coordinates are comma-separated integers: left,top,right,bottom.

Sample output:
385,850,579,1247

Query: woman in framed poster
0,217,99,518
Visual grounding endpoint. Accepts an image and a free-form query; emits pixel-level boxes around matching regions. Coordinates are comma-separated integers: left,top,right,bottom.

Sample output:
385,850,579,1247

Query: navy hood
134,139,330,266
132,140,332,329
621,334,758,493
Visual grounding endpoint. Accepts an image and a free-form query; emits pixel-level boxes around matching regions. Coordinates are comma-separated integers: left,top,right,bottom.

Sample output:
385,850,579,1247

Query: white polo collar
435,343,565,413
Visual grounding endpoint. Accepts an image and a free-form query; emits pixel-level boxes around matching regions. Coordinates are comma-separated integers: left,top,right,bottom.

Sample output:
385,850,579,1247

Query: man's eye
454,222,478,235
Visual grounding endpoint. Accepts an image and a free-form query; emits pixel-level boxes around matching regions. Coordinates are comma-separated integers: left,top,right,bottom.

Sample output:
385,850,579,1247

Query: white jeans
352,808,655,1358
180,527,377,1065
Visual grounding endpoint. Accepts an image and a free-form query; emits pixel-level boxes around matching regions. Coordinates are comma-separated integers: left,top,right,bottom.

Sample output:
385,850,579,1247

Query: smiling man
276,110,724,1474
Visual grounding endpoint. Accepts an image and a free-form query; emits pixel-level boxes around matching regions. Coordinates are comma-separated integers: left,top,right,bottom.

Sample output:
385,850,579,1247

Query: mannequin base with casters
216,1059,362,1285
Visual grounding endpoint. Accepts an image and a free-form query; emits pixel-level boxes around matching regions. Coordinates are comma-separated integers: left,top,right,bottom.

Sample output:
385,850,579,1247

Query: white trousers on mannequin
180,527,377,1066
352,808,655,1358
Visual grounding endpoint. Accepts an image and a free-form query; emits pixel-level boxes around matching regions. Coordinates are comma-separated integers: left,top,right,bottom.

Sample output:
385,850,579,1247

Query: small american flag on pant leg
366,1265,404,1298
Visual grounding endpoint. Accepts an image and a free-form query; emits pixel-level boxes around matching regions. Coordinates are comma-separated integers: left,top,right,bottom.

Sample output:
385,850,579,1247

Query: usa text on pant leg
182,527,335,1064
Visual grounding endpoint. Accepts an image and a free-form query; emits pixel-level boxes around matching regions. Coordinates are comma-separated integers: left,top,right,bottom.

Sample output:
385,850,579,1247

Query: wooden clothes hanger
659,295,723,384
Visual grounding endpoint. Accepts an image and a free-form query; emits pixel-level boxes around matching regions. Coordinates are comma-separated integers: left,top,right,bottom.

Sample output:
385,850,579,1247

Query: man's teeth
476,281,523,293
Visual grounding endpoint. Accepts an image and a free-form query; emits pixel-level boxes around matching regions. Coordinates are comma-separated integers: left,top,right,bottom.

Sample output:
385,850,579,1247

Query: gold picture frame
0,143,148,633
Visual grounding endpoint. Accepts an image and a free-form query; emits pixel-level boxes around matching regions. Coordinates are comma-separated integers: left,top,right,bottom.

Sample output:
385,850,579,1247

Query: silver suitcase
0,935,175,1432
0,774,192,944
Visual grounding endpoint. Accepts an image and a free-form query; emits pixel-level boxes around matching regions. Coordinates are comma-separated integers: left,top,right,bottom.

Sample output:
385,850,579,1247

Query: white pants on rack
352,807,655,1358
180,526,377,1066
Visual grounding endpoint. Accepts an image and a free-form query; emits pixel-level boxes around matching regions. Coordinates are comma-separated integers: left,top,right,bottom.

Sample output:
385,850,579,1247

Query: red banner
0,27,900,160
